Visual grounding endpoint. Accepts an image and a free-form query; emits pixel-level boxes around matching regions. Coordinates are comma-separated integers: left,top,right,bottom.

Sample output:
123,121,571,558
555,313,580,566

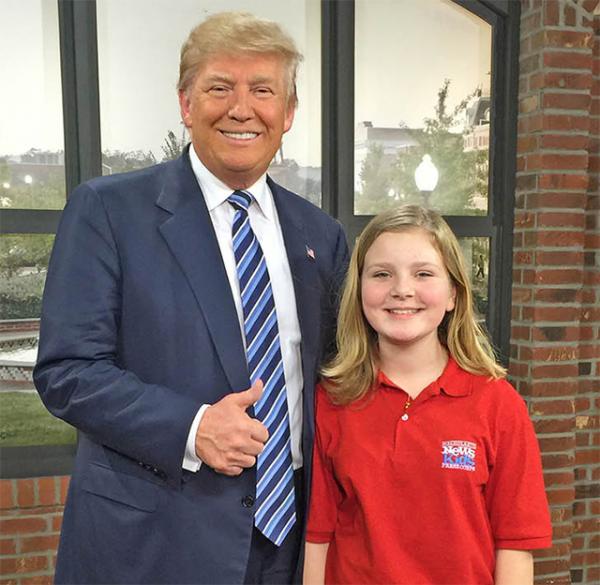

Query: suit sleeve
33,184,199,484
485,382,553,550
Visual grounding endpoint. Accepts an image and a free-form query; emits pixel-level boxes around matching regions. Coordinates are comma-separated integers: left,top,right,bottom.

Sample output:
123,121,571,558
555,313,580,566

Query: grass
0,392,77,447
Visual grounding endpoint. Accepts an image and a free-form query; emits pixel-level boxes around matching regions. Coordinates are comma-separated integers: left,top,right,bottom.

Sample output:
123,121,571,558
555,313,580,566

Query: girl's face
360,229,456,354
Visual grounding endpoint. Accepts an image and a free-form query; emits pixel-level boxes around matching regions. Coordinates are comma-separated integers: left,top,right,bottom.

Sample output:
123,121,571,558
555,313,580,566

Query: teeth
222,131,258,140
388,309,419,315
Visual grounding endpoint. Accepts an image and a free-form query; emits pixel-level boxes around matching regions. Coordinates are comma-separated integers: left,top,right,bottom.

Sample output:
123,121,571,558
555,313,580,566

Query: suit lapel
269,179,320,373
156,154,248,392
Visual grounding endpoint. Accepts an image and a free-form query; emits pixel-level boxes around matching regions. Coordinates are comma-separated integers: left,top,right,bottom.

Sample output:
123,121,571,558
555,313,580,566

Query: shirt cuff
182,404,210,472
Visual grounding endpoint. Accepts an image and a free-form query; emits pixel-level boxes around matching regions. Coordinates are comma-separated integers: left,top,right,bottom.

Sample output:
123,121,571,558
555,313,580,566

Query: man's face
179,52,295,190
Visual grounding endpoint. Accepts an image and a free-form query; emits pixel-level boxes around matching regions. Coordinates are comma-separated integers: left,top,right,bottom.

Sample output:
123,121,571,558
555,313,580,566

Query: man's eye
255,87,273,96
209,86,229,94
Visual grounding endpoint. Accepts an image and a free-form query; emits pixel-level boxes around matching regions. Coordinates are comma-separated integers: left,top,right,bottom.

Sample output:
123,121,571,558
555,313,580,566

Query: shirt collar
377,356,472,398
188,146,272,220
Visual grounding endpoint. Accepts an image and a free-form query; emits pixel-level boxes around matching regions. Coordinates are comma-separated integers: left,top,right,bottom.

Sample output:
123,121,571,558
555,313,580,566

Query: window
0,0,76,478
96,0,322,205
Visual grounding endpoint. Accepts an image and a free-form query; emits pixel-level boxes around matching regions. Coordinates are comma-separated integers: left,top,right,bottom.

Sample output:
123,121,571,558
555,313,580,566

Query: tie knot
228,190,252,212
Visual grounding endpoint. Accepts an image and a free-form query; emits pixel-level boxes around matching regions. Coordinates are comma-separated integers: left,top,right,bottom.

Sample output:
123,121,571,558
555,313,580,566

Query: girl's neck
377,338,449,399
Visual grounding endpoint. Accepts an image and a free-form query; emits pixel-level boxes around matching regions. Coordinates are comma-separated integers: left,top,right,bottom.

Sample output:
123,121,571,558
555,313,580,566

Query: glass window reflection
0,0,66,210
354,0,492,216
96,0,322,206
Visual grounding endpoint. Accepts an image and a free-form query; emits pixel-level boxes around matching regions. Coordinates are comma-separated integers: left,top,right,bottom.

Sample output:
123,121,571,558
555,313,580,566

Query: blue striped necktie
227,190,296,546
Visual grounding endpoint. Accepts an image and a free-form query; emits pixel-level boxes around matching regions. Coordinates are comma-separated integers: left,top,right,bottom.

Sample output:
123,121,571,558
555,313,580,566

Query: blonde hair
322,204,506,404
178,12,302,105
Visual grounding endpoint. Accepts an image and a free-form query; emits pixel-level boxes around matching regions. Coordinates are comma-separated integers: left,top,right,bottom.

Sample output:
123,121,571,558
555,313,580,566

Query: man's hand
195,380,268,476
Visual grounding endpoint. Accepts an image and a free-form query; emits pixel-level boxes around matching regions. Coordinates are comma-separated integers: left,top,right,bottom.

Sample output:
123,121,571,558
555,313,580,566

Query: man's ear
283,100,296,134
178,89,192,128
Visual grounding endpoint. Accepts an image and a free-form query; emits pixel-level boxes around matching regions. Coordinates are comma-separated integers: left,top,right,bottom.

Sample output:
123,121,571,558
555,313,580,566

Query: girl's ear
446,283,457,312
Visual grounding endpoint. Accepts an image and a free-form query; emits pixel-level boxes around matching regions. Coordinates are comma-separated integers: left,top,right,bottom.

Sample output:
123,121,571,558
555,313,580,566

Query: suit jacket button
241,495,255,508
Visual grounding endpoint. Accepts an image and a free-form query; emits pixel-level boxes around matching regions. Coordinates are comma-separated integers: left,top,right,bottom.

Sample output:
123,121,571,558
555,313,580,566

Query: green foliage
161,129,188,161
102,149,157,174
357,80,489,216
0,392,76,447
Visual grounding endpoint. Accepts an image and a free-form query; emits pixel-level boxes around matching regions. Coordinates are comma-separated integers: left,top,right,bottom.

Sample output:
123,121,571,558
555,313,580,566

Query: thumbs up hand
195,380,269,476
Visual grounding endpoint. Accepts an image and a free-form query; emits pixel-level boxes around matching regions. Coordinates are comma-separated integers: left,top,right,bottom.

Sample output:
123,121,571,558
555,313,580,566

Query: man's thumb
237,379,263,407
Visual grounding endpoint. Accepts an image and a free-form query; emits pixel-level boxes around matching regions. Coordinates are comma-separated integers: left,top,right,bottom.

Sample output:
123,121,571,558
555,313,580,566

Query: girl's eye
416,271,433,278
373,271,390,279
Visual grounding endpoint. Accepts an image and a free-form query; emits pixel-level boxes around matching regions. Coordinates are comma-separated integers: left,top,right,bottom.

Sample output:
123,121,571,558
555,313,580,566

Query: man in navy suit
34,11,348,584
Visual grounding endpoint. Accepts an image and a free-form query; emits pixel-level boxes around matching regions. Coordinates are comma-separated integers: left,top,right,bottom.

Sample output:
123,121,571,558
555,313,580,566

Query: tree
358,80,489,216
161,129,188,161
355,143,393,215
390,79,487,214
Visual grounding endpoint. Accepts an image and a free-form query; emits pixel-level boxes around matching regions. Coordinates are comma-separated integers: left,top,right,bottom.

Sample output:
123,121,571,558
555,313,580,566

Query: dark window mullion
58,0,102,195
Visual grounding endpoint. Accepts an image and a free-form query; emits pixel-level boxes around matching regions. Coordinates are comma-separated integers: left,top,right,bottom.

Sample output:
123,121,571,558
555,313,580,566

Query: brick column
0,477,69,584
514,1,599,584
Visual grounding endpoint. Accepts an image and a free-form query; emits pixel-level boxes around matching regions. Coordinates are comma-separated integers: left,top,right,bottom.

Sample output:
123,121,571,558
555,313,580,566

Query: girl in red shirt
304,205,551,585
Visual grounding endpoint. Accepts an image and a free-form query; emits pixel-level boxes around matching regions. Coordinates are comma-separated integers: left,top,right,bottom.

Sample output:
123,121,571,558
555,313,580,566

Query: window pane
458,237,489,321
354,0,491,216
96,0,322,206
0,0,66,210
0,235,76,447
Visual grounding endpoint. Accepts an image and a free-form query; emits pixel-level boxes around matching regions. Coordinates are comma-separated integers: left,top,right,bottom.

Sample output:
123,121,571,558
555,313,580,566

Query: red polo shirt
306,358,552,585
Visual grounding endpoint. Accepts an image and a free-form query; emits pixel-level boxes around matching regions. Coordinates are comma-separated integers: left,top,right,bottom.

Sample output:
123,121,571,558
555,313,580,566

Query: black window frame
0,0,519,478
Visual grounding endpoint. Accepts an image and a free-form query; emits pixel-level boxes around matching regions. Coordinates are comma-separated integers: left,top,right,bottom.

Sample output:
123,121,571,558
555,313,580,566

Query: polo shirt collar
377,356,473,398
188,146,271,220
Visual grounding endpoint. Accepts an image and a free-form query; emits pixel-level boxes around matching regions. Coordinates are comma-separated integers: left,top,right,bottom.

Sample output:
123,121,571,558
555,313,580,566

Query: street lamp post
414,154,439,208
24,174,33,208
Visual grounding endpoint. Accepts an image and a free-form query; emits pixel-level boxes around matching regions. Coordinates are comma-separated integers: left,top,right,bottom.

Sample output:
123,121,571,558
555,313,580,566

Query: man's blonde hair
178,12,303,105
322,204,506,405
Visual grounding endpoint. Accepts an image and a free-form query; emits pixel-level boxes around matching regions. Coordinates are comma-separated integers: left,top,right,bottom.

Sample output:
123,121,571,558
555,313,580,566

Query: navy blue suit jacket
34,151,348,584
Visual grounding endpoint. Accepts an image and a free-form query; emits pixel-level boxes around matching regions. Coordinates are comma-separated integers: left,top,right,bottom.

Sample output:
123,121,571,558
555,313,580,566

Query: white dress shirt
183,147,304,471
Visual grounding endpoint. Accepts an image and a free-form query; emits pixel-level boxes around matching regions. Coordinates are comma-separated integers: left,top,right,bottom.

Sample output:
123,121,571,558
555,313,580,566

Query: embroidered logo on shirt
441,440,477,472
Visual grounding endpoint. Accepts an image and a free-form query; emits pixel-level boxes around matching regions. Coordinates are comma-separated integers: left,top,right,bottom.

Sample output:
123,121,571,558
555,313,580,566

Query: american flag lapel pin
305,245,316,261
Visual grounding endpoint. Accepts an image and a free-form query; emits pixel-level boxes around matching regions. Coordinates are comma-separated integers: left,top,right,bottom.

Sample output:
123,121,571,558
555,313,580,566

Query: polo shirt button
401,414,409,421
241,495,255,508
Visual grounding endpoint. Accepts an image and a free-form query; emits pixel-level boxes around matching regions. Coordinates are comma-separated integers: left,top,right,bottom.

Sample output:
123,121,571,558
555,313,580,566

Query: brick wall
0,478,69,585
513,1,599,584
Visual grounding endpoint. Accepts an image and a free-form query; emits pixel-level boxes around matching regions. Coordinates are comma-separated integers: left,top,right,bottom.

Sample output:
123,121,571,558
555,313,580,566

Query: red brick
51,514,63,532
534,418,575,434
15,480,35,508
531,399,575,416
539,134,589,151
36,478,57,507
539,435,576,452
20,534,60,554
0,538,17,555
511,325,531,341
544,51,594,70
525,230,584,247
534,269,583,285
536,72,593,91
575,414,598,431
20,577,53,585
542,92,591,111
531,325,582,342
541,30,595,49
531,363,579,378
0,556,48,575
527,191,586,208
575,449,600,465
528,380,579,396
535,250,584,265
532,306,580,321
59,477,70,504
533,288,581,303
541,452,575,469
543,471,574,487
0,517,47,535
538,173,589,190
543,114,590,132
540,154,589,171
529,345,579,362
534,558,571,575
0,482,14,510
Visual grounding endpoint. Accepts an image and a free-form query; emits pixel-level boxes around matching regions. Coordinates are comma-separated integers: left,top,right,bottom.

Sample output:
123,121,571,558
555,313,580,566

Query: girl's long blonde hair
322,205,506,404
